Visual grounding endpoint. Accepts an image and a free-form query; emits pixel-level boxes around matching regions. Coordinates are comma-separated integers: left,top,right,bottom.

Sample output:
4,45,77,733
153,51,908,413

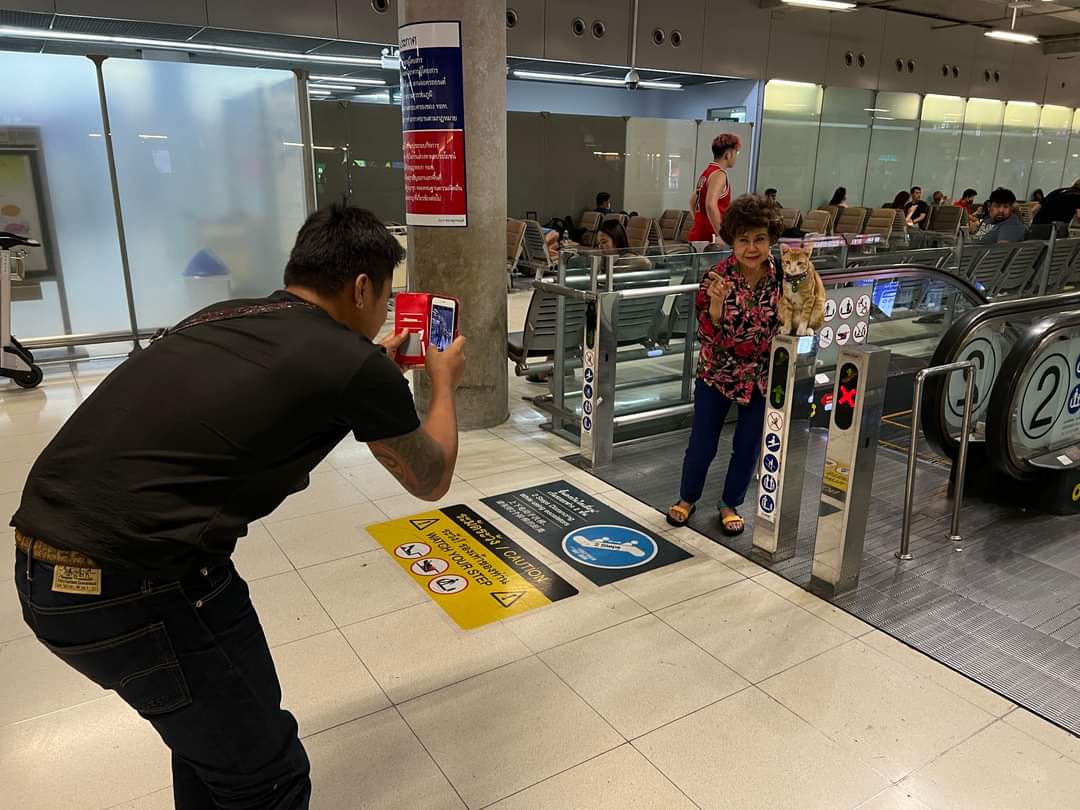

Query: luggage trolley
1,231,44,389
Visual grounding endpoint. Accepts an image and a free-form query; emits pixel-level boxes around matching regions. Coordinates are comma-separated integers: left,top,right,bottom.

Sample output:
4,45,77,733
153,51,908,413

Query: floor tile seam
101,786,173,810
615,569,749,618
471,741,644,810
890,712,1006,790
653,595,855,685
388,703,472,809
260,498,385,531
748,682,899,788
856,635,1021,717
4,691,114,729
278,544,385,575
499,596,652,654
748,573,876,639
530,645,628,743
294,698,392,742
353,640,536,708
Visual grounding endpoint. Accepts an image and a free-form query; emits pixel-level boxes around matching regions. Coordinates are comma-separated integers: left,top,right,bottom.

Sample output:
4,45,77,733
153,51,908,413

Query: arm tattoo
370,430,446,497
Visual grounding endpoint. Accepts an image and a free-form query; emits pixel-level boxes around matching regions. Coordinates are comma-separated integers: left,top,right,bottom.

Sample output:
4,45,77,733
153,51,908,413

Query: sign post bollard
809,344,891,599
752,334,819,563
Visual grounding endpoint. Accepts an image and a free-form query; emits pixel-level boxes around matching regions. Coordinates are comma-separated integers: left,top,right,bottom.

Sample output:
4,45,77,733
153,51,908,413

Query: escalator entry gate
810,344,892,599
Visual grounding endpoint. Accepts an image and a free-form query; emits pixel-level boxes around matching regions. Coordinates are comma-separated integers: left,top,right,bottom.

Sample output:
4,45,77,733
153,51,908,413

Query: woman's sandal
666,502,697,527
720,511,745,536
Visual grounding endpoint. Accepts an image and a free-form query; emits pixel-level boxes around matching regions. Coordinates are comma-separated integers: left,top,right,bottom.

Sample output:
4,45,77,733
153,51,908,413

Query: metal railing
897,360,976,561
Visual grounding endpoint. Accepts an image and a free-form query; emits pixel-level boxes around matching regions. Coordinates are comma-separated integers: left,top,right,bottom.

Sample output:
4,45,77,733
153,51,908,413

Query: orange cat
778,245,826,336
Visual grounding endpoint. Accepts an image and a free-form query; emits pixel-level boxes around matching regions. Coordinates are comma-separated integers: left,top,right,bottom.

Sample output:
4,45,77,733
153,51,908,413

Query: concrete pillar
399,0,509,430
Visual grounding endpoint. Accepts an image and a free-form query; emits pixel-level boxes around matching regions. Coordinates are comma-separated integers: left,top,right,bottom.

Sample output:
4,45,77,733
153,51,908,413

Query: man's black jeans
14,548,311,809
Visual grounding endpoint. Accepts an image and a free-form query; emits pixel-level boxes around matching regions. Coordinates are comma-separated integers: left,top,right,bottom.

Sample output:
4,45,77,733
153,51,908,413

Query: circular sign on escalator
1018,352,1070,442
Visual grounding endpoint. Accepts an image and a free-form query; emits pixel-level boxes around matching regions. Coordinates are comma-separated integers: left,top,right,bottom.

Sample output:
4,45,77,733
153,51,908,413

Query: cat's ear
780,244,792,255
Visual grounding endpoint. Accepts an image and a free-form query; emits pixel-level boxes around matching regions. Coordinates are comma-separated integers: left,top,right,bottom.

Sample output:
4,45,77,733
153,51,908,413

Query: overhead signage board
399,20,468,226
367,505,577,630
482,481,690,585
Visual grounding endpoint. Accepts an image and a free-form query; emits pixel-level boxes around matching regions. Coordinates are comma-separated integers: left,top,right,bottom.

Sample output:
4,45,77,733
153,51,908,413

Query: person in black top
905,186,930,230
1033,179,1080,227
10,205,465,810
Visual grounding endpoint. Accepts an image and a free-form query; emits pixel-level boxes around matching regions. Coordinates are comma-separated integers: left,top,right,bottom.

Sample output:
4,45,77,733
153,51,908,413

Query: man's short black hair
962,188,977,199
989,187,1016,206
283,204,404,295
764,188,777,196
596,192,611,208
911,186,922,194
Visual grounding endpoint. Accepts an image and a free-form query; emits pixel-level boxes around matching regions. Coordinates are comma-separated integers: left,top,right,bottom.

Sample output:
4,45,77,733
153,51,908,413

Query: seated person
764,188,781,207
905,186,930,229
953,188,978,217
597,220,652,270
971,187,1026,244
827,187,848,208
1032,179,1080,227
932,190,947,206
594,192,613,214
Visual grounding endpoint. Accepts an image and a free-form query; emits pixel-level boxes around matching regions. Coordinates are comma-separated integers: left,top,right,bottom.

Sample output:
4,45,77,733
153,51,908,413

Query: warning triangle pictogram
490,590,526,609
409,518,439,531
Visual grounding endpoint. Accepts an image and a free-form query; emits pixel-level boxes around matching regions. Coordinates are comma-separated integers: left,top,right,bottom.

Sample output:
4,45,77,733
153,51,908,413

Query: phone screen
429,302,456,351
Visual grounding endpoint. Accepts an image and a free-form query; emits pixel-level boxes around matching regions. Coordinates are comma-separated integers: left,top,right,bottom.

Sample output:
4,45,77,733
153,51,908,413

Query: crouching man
9,205,465,809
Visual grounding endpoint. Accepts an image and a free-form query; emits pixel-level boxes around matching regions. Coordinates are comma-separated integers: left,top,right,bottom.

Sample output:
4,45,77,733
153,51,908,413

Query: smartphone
428,296,457,352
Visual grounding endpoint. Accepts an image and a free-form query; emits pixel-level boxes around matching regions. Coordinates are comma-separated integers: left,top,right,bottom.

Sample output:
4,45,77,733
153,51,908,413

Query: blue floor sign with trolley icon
483,480,690,585
563,525,658,569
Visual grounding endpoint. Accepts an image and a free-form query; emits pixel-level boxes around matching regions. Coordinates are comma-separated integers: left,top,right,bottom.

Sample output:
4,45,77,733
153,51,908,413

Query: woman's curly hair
719,193,785,245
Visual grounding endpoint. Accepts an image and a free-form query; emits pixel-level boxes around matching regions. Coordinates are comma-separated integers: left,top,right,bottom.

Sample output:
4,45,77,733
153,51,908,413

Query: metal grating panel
51,14,203,41
191,27,330,53
582,427,1080,737
0,10,54,28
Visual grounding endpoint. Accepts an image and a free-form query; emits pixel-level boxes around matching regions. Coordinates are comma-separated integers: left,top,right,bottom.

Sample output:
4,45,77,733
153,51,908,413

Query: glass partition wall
758,79,1080,211
2,51,309,351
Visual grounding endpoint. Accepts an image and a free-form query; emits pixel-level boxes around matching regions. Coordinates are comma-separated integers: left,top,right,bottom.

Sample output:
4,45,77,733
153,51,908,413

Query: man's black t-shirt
906,200,930,229
1033,186,1080,226
11,291,420,578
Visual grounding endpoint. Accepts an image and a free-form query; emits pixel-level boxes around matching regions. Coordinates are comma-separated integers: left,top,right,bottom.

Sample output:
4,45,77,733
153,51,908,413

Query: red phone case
393,292,459,367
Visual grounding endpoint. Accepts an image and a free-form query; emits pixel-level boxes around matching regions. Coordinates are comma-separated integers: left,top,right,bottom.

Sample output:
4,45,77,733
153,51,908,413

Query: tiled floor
3,296,1080,809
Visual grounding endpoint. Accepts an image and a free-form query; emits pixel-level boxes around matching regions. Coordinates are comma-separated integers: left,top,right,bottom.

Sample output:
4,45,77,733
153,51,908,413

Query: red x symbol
839,385,857,408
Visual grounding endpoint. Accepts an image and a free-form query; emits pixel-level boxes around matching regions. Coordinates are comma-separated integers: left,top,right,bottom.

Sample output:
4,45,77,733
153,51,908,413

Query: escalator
923,296,1080,514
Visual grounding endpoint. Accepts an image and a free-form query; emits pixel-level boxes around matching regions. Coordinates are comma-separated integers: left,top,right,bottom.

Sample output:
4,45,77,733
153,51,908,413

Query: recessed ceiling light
309,75,387,86
781,0,856,10
985,30,1039,44
511,70,681,90
0,25,384,66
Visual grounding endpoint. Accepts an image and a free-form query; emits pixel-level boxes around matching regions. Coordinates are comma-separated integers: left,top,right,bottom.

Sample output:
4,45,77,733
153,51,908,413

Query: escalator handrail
814,263,987,305
922,290,1080,459
985,308,1080,479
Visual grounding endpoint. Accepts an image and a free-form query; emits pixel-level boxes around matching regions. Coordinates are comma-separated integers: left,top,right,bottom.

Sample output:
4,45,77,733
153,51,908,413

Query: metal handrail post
606,253,615,292
897,359,975,561
950,365,976,544
551,256,570,434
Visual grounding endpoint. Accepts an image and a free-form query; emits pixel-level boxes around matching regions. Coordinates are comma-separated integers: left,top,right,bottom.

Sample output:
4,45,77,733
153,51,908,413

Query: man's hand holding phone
425,335,466,392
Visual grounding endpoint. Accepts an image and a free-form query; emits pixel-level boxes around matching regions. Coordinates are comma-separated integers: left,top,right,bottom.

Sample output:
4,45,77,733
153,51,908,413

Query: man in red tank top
688,133,741,244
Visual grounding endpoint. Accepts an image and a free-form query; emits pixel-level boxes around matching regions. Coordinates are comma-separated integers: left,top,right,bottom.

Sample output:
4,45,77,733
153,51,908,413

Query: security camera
624,68,641,90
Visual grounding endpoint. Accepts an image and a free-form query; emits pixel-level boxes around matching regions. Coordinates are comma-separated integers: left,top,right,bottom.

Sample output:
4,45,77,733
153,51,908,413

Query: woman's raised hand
706,272,733,323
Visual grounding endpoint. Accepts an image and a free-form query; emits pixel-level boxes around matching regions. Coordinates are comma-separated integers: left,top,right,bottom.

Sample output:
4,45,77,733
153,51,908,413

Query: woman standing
667,195,784,535
687,134,741,243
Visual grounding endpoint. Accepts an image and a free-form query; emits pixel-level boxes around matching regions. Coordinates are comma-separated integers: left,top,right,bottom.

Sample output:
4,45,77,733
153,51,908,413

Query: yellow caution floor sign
367,504,579,630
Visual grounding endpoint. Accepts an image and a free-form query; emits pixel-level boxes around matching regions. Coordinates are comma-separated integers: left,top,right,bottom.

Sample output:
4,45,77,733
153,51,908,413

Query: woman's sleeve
696,279,721,340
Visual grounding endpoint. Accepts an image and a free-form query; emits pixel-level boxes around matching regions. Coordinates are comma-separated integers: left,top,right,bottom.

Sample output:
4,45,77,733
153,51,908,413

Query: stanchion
896,360,976,560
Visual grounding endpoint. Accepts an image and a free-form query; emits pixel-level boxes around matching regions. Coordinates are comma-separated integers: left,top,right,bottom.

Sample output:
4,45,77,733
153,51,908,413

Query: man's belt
14,530,99,569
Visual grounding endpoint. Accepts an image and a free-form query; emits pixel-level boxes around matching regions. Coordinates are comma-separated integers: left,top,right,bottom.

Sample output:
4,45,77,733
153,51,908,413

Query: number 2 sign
1019,353,1070,442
